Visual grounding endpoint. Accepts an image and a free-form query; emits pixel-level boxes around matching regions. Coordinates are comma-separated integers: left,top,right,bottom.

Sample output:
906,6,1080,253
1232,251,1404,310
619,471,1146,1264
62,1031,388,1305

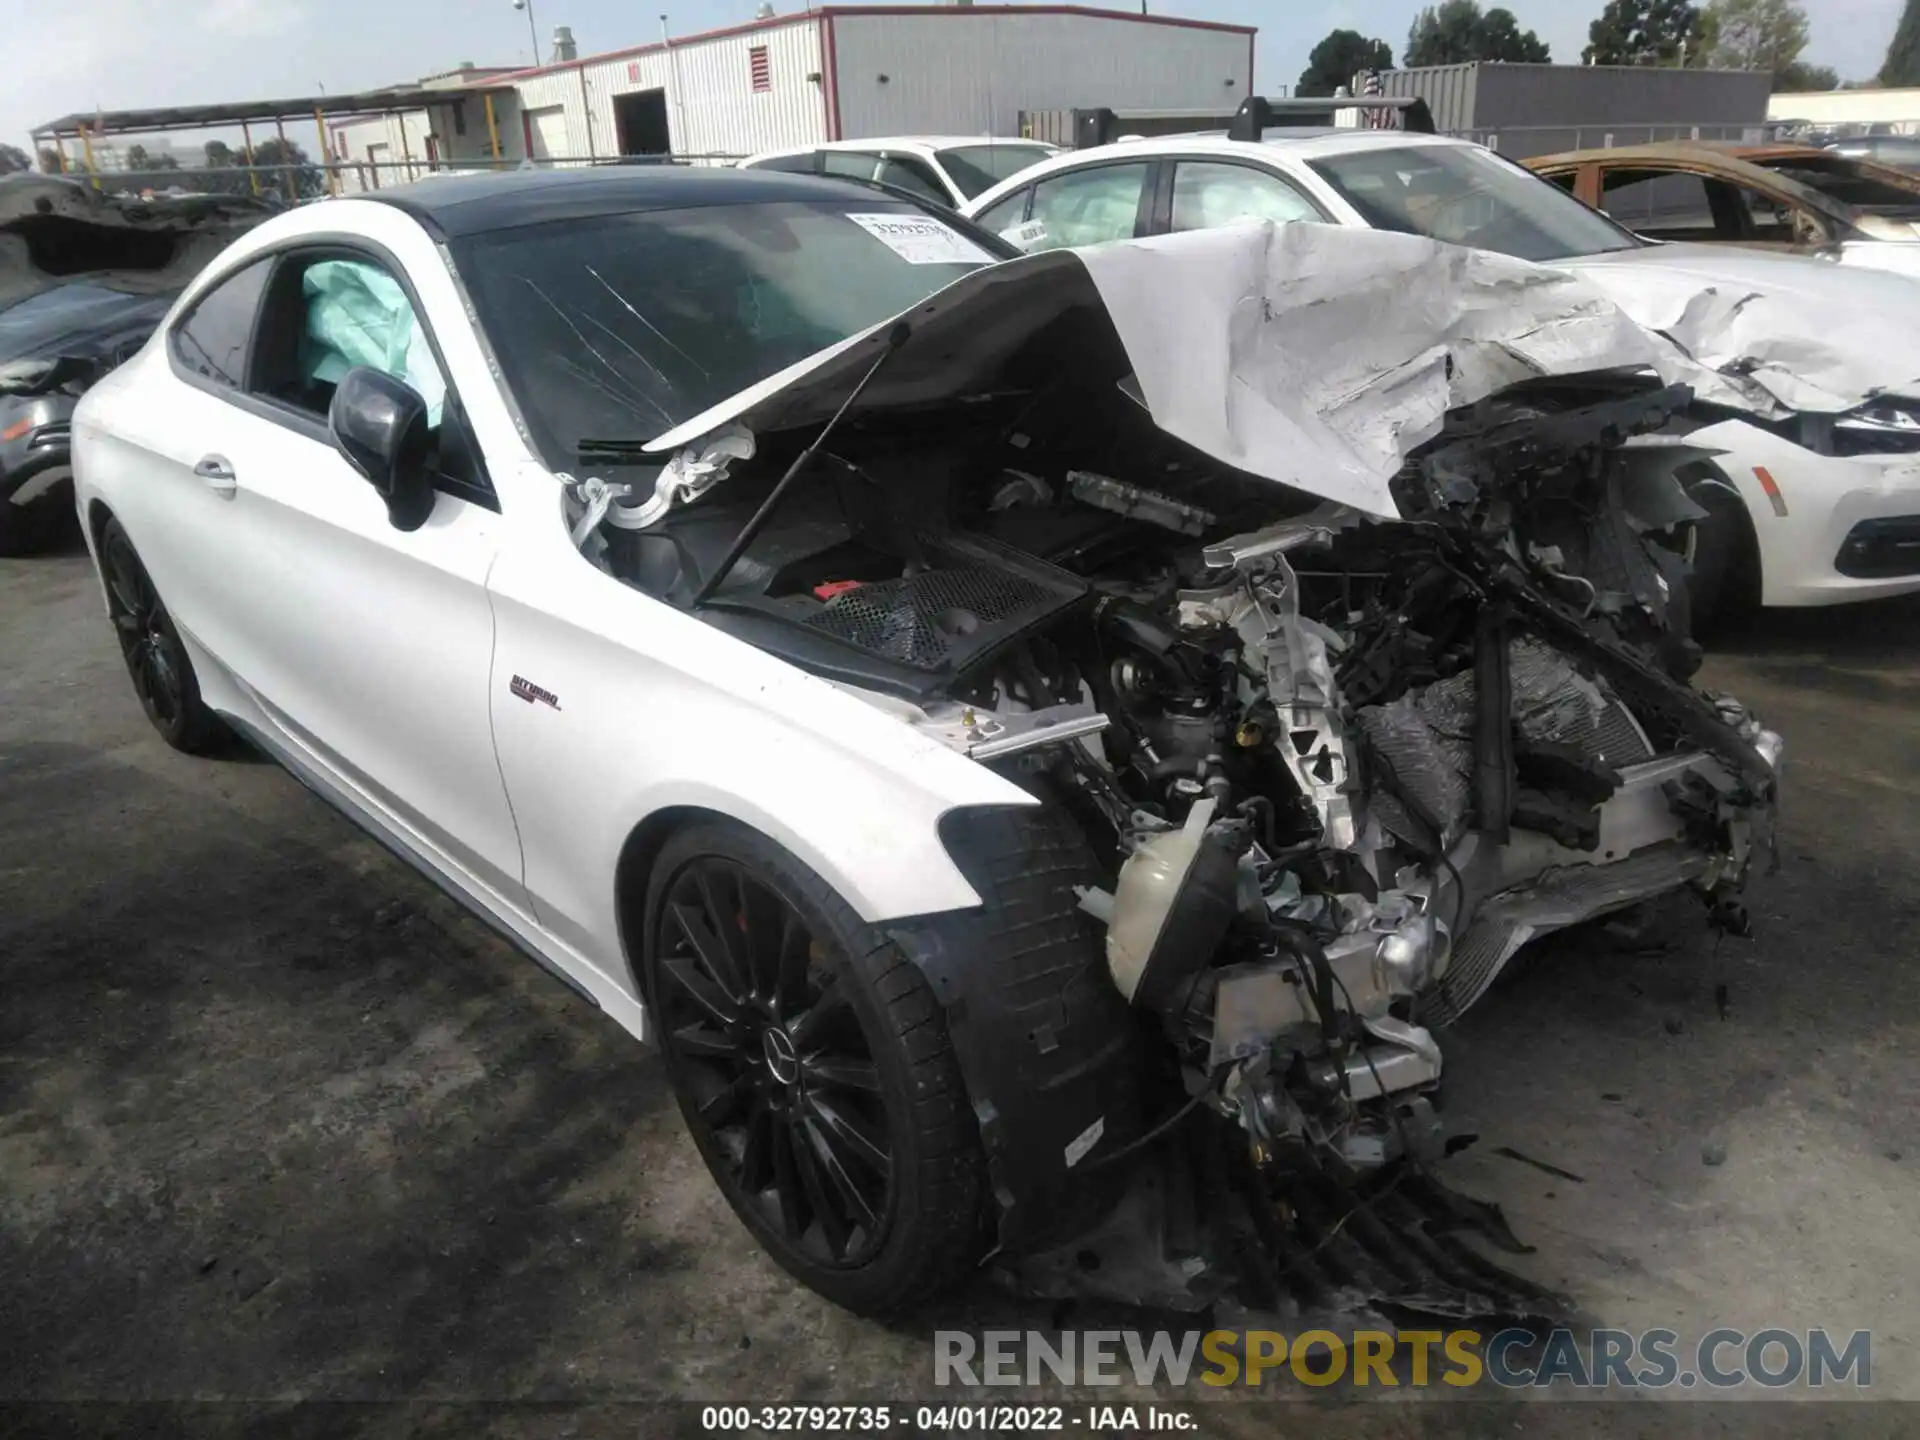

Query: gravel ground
3,534,1917,1437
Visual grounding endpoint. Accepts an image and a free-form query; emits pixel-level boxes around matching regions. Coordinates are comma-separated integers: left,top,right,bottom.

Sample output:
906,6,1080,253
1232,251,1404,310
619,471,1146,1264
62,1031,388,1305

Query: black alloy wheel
99,517,223,752
641,820,987,1314
654,854,894,1267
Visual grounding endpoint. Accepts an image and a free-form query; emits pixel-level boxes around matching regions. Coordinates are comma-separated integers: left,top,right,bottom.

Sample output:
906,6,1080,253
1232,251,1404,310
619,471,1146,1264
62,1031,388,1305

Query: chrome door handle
194,454,237,497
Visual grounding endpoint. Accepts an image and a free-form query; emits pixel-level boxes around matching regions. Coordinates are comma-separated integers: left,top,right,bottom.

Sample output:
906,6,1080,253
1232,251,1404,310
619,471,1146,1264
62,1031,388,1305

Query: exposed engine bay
566,229,1784,1313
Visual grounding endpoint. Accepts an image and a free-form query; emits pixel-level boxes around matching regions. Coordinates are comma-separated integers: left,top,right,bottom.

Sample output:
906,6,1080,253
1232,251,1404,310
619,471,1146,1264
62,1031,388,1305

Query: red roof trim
497,5,1254,82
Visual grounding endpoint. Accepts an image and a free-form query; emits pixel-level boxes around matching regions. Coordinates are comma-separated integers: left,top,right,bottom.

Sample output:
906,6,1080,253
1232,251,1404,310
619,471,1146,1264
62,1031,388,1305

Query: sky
2,0,1905,158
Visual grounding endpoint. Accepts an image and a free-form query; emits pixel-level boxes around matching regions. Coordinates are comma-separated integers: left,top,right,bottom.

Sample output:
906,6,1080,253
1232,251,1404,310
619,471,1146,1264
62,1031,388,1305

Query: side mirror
328,365,435,531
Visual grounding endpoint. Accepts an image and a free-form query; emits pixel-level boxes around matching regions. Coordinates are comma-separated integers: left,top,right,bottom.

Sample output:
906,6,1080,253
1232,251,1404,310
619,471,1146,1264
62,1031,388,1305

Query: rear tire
641,820,985,1314
99,517,225,754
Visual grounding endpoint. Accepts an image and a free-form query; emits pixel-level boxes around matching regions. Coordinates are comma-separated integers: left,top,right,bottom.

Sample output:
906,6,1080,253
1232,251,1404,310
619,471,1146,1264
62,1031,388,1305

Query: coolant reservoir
1107,799,1239,1012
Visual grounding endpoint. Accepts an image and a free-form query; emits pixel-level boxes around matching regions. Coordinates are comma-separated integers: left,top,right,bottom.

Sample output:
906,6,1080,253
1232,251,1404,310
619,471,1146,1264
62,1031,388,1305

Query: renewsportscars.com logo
934,1328,1873,1391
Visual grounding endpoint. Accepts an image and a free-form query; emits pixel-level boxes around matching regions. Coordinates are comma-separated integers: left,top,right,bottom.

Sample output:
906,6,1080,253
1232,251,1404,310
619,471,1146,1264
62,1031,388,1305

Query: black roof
367,165,906,238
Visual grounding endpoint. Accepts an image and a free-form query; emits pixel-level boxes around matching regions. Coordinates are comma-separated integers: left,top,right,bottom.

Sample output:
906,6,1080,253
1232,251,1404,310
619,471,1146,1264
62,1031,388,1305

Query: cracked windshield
454,199,995,464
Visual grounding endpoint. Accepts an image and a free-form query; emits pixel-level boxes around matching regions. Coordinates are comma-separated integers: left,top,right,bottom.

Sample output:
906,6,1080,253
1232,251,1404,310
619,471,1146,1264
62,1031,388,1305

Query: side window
248,251,484,496
169,260,272,389
1169,161,1322,234
1599,170,1720,240
876,156,949,206
1731,183,1821,244
822,151,882,184
973,187,1034,243
253,255,448,425
1023,163,1151,252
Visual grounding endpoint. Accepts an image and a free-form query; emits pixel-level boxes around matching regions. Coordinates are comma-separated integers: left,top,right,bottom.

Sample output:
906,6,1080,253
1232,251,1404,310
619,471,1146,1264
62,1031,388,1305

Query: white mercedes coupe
73,168,1780,1317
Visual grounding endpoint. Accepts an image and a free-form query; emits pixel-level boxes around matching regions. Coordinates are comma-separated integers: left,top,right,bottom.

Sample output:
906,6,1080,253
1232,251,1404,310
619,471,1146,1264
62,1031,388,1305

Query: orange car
1526,141,1920,278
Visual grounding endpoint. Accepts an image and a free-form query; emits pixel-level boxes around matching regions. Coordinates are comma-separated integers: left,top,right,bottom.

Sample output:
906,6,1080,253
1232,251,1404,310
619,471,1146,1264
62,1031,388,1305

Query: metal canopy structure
31,81,521,199
30,85,513,141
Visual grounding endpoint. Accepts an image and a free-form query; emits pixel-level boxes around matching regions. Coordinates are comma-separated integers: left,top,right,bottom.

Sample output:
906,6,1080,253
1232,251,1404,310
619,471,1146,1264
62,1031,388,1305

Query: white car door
151,239,528,911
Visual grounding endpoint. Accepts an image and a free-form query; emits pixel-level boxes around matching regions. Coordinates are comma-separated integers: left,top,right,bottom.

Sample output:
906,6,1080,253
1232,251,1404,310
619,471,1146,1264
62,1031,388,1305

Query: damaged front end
572,223,1782,1314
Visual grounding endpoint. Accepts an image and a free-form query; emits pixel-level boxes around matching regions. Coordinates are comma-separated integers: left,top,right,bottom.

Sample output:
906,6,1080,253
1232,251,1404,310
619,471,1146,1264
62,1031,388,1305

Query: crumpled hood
0,174,273,312
1561,243,1920,414
647,222,1708,519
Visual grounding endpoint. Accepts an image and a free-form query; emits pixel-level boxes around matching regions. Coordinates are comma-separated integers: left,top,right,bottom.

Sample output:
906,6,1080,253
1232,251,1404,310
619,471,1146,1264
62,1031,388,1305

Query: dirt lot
3,534,1918,1436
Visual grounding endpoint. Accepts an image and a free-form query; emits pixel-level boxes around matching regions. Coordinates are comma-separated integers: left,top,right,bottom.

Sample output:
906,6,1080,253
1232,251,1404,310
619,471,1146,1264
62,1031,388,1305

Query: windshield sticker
1001,219,1050,253
847,213,993,265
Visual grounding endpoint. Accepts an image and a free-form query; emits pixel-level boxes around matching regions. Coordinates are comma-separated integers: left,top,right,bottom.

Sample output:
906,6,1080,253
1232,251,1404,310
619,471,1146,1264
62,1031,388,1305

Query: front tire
99,517,225,753
1684,482,1761,634
641,820,986,1314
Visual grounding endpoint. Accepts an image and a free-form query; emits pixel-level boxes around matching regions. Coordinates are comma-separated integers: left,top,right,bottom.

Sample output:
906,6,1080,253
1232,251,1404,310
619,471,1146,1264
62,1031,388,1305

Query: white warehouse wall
1769,88,1920,132
828,11,1253,138
328,111,438,192
516,18,829,161
457,8,1255,165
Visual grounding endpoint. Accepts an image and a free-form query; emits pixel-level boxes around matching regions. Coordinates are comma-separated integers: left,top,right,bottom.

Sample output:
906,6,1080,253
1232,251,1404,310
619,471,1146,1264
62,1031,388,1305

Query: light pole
512,0,541,66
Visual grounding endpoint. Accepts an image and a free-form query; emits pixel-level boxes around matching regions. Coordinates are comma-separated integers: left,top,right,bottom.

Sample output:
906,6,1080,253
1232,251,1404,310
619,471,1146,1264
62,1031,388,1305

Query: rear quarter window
169,260,272,389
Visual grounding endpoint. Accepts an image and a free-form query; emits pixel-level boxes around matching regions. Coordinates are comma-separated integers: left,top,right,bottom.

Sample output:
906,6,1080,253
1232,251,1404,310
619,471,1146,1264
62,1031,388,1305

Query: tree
247,137,323,200
192,140,257,196
1705,0,1809,72
125,142,150,171
1298,29,1395,96
1406,0,1550,65
1774,60,1838,90
1479,8,1553,61
37,147,64,174
1583,0,1712,65
1882,0,1920,85
1408,0,1481,64
0,143,29,175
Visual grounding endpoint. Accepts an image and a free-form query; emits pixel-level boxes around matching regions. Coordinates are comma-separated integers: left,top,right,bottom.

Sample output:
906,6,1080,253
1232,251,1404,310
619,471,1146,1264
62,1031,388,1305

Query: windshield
1309,144,1642,261
453,199,1000,462
1756,155,1920,211
936,144,1057,199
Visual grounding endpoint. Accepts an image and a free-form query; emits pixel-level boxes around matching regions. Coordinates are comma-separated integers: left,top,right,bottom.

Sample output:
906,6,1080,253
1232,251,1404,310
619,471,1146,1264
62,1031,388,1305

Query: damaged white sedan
73,168,1779,1318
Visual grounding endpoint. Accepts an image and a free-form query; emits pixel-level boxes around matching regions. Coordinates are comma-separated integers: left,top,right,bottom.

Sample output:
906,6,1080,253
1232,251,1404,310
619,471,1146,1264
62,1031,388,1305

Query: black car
0,175,268,554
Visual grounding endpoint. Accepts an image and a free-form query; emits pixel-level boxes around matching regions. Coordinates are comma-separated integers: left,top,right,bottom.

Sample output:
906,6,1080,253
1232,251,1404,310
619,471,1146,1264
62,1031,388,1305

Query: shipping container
1369,62,1774,159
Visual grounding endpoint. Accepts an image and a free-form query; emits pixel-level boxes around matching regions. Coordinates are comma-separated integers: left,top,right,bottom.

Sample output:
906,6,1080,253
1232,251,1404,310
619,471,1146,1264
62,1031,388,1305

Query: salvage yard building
320,5,1255,189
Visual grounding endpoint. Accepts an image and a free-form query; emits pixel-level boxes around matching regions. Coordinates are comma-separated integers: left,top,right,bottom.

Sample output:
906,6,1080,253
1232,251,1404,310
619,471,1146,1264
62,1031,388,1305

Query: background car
1826,133,1920,174
1525,141,1920,278
738,136,1058,208
961,127,1920,625
0,175,268,554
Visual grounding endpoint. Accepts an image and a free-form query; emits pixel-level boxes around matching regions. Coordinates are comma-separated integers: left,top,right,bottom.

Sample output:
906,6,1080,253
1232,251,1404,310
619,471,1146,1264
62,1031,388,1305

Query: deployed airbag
300,260,445,424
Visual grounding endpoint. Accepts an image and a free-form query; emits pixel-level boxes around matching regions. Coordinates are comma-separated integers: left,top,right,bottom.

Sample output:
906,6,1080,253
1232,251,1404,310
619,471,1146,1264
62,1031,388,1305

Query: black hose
1078,1067,1229,1175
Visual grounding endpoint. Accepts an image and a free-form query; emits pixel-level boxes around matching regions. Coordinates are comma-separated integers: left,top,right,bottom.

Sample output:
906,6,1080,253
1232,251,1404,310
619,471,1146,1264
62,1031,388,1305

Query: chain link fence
41,152,751,206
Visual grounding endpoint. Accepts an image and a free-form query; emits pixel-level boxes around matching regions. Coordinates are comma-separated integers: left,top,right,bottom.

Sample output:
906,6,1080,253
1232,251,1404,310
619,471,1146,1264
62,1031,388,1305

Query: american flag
1361,71,1396,130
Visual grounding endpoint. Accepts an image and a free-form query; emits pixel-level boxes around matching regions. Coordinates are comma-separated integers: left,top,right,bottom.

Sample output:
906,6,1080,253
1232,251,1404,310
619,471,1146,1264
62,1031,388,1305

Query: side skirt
219,710,653,1044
